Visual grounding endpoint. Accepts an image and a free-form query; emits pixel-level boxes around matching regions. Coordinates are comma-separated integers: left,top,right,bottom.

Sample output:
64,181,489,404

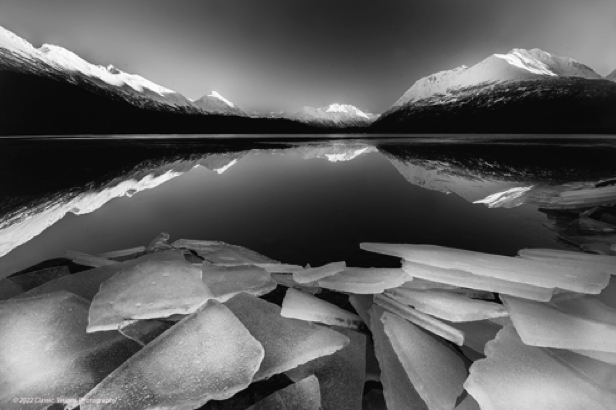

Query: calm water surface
1,134,615,276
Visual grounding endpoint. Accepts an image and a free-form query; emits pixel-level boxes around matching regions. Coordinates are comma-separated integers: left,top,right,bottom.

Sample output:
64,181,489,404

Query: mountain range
1,25,615,135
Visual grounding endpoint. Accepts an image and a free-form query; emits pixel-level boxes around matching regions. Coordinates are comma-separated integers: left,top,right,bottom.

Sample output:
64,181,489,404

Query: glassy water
1,134,615,277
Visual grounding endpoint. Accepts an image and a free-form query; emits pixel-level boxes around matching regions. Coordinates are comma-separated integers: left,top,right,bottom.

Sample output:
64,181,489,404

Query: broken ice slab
271,273,322,294
383,312,467,410
401,261,554,302
503,295,616,352
87,260,213,332
81,300,265,410
369,305,429,410
246,375,321,410
581,242,616,256
0,279,23,300
118,319,174,346
517,248,616,276
541,185,616,210
258,263,305,273
16,250,186,301
464,326,616,410
0,292,140,410
97,246,146,260
6,266,70,292
292,261,346,284
374,294,464,346
547,348,616,393
225,293,350,381
201,263,277,302
446,320,503,355
348,294,373,328
318,267,412,294
399,278,458,290
281,288,362,329
145,231,173,253
361,243,609,294
286,327,366,410
65,249,119,267
171,239,279,265
385,288,507,322
577,216,616,234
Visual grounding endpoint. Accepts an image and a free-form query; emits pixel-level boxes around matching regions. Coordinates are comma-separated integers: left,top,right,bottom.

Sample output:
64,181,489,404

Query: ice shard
369,305,429,410
517,248,616,276
374,294,464,346
385,288,507,322
65,250,119,268
348,294,373,328
401,261,554,301
464,326,616,410
541,185,616,210
318,267,411,294
201,263,276,302
87,260,213,332
292,261,346,284
281,288,362,329
246,375,321,410
286,328,366,410
361,243,609,294
81,300,265,410
225,293,350,381
17,250,186,300
270,273,322,294
0,279,23,300
383,312,467,410
171,239,278,265
118,319,175,346
0,292,140,410
503,296,616,352
97,246,146,260
6,266,70,292
145,231,173,253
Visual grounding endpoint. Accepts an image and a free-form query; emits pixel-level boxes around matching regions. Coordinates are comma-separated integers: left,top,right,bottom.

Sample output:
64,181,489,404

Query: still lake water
1,134,616,277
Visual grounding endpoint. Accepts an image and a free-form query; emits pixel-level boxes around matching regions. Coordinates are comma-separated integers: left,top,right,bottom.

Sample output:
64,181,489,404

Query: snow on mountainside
607,69,616,82
192,91,246,116
291,103,378,127
393,48,603,107
0,25,243,115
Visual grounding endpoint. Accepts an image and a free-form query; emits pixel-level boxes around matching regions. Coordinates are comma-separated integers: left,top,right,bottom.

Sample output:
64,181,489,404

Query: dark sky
1,0,615,114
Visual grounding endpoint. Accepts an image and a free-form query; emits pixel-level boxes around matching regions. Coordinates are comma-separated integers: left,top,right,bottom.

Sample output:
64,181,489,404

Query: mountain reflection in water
0,135,615,277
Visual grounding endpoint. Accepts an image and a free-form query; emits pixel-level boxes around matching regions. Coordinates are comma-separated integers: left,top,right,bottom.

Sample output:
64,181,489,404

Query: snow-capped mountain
393,48,603,107
376,48,616,134
0,25,243,116
290,103,379,127
192,91,246,116
607,69,616,82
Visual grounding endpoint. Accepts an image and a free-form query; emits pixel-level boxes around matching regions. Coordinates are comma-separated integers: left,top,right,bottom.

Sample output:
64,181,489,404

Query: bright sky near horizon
1,0,615,114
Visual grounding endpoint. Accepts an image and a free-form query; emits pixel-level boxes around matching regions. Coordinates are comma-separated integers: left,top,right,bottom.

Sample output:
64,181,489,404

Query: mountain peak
393,47,603,107
607,69,616,82
208,91,235,107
